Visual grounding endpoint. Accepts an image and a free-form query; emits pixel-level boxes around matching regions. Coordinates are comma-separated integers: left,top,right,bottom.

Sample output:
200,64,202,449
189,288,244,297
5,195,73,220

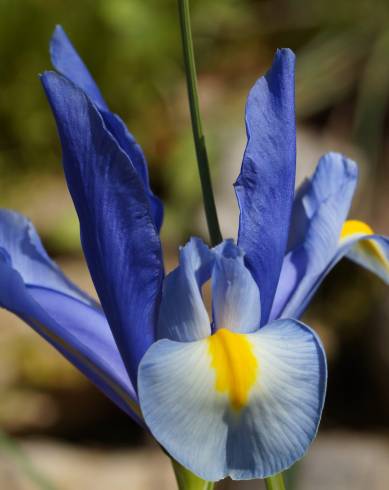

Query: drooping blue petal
344,232,389,284
235,49,296,325
50,25,163,231
0,214,140,422
0,209,90,304
138,319,326,481
270,153,358,320
157,238,213,342
211,241,261,333
41,72,163,387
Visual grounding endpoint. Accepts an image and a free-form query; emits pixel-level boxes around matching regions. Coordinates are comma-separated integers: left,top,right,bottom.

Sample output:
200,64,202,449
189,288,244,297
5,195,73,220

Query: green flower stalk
177,0,222,247
176,0,290,488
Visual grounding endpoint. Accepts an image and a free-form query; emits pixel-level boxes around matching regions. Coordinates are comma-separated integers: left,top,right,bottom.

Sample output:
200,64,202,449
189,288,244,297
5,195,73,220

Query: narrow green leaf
0,429,56,490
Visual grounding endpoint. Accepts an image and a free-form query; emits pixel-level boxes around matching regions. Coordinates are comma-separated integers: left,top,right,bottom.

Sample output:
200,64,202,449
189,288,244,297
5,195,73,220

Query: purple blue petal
41,72,163,387
0,212,140,422
235,49,296,324
50,25,163,231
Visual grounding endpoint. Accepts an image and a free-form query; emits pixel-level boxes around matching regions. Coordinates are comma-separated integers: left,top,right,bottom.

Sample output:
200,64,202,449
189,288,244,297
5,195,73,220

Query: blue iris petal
41,72,164,388
270,152,358,320
50,26,163,232
138,318,326,480
0,211,140,422
235,49,296,325
346,234,389,283
157,238,261,340
157,237,213,342
0,209,90,303
212,240,261,333
50,25,108,110
99,111,164,231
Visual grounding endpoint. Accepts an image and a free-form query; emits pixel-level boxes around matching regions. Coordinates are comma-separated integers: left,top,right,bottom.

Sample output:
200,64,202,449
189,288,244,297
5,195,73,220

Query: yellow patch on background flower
208,328,258,411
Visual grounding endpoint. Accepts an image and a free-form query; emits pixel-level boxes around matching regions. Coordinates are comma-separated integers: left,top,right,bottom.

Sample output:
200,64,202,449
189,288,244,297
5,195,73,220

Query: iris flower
1,26,388,481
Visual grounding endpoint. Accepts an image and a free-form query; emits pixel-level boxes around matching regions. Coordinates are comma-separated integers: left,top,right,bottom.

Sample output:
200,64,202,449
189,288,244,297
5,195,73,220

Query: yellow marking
208,328,258,411
340,220,374,241
340,220,389,273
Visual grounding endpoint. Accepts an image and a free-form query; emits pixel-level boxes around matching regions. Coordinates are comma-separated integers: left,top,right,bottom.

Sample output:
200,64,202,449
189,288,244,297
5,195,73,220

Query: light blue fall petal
138,319,326,481
212,242,261,333
270,152,358,320
50,25,163,231
157,238,213,342
235,49,296,325
41,72,163,388
0,219,140,422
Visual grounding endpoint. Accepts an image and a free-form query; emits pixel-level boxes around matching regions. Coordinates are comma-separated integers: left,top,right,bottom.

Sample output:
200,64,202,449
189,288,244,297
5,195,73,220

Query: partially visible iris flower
1,26,389,481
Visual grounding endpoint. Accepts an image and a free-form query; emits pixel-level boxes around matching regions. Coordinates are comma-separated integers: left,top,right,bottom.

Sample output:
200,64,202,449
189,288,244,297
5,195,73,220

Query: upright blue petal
235,49,296,325
50,26,163,231
157,238,213,342
50,25,108,110
100,111,164,231
41,72,164,388
0,211,140,422
287,152,358,256
270,153,358,320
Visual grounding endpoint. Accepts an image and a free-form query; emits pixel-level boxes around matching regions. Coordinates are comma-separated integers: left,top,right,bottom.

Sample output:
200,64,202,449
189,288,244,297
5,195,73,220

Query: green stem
177,0,222,246
172,459,215,490
265,473,286,490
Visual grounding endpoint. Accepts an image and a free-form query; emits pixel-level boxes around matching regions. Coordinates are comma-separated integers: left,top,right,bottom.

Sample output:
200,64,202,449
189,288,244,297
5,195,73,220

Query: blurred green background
1,0,389,488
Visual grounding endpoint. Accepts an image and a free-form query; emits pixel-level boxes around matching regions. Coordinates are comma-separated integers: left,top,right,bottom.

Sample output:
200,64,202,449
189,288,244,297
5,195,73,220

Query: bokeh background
1,0,389,488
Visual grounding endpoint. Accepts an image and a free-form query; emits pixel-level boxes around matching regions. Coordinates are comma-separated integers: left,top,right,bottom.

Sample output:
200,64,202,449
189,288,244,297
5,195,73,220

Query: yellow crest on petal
208,328,258,411
340,220,374,241
340,220,389,273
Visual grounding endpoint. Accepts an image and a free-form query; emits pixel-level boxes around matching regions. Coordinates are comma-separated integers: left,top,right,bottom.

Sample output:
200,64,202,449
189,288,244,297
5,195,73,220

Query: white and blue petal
212,241,261,333
41,72,164,387
270,152,358,320
138,319,326,481
157,238,213,342
0,211,140,422
235,49,296,324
